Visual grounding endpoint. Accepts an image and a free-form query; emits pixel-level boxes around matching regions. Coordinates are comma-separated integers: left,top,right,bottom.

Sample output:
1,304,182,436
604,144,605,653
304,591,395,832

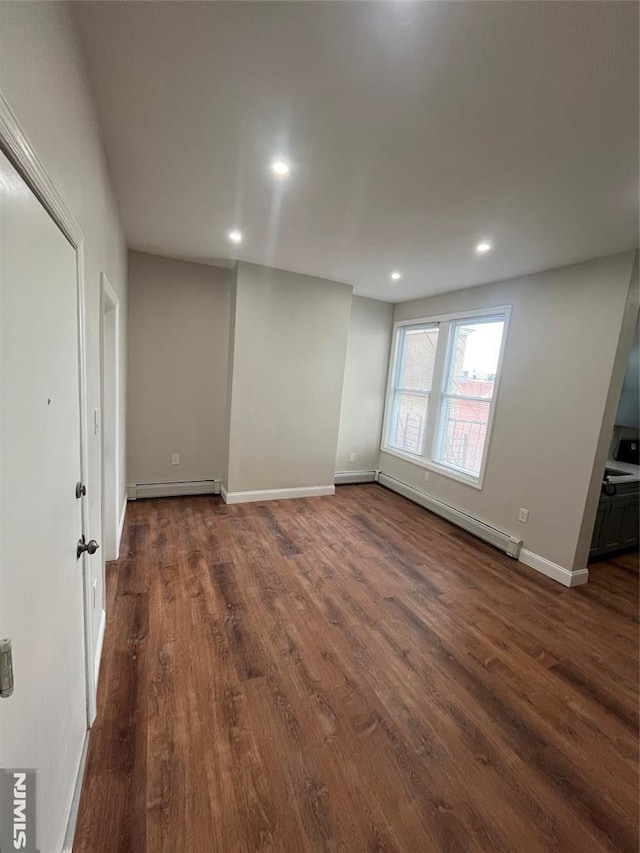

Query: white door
0,150,88,852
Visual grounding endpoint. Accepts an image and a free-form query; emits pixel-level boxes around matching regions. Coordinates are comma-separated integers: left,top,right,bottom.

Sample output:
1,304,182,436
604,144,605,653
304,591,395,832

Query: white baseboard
116,497,127,559
220,484,228,503
94,608,106,692
378,472,522,557
128,479,221,499
222,484,335,505
519,549,589,587
335,470,377,485
62,731,89,852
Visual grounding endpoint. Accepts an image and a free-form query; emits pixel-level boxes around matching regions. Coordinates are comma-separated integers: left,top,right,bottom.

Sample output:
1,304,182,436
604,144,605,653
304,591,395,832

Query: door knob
77,536,100,559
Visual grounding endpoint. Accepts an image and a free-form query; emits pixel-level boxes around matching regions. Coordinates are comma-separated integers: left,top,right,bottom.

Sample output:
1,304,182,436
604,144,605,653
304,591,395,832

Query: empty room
0,2,638,851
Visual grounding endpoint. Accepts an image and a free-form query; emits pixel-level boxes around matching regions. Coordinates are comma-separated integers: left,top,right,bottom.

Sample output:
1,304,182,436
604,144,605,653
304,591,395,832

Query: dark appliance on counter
615,439,639,466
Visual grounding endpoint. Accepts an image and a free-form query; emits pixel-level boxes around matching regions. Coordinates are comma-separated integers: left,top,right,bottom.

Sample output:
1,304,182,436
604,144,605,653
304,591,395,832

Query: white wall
379,252,637,573
127,251,231,485
336,296,393,473
0,3,127,653
102,299,118,560
222,264,238,488
226,262,352,494
574,254,639,570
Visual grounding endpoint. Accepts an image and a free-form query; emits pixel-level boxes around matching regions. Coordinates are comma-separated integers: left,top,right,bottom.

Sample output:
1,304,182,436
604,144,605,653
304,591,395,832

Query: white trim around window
381,305,511,490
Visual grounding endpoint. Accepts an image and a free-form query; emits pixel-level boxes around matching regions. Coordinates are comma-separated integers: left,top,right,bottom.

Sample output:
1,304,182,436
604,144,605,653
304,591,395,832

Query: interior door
0,149,88,852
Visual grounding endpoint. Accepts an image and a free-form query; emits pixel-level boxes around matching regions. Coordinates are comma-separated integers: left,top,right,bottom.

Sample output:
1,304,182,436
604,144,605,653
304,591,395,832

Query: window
386,324,439,455
382,308,509,487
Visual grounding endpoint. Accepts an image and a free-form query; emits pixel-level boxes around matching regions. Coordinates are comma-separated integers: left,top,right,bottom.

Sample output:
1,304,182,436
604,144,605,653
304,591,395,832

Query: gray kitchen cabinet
621,495,640,547
590,503,608,556
590,483,640,559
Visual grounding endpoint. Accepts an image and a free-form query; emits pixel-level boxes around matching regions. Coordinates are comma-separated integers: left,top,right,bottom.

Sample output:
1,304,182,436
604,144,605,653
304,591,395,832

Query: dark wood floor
73,485,639,853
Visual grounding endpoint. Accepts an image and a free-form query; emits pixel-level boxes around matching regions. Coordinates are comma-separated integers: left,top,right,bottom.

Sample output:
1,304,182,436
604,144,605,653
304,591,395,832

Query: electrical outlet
518,508,529,523
349,452,356,463
424,471,431,482
172,453,180,465
92,578,97,610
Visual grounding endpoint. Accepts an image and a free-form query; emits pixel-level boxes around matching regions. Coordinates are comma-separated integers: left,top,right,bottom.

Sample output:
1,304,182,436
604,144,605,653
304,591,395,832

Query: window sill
380,446,484,490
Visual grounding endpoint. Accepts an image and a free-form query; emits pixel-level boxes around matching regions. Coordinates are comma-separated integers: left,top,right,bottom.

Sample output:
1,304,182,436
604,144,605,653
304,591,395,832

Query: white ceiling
73,1,638,302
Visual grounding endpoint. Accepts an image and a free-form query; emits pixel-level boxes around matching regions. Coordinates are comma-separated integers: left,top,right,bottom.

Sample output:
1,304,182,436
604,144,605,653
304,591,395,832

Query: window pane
398,326,439,391
389,392,428,455
435,397,491,477
445,320,504,399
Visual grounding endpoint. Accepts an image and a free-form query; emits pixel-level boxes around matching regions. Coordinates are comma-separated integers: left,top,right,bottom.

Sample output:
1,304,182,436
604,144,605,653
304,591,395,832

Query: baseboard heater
335,470,377,485
377,472,522,558
128,479,221,500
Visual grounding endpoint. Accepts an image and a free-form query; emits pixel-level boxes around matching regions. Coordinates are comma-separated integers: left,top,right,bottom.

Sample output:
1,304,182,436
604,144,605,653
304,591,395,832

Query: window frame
381,305,511,490
386,321,440,459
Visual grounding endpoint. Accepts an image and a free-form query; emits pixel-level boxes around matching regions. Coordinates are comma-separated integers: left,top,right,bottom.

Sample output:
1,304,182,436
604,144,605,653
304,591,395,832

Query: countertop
605,458,640,484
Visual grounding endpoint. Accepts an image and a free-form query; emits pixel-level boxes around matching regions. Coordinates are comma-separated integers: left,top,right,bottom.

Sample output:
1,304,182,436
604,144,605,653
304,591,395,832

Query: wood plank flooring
73,485,639,852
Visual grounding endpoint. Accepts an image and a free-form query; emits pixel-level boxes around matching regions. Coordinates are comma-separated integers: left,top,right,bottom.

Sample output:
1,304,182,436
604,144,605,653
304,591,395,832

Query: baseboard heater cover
378,472,522,558
128,479,221,500
335,470,377,485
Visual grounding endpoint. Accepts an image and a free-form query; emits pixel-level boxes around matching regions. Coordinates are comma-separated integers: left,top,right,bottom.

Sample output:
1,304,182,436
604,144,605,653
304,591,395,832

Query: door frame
0,91,98,724
100,271,121,562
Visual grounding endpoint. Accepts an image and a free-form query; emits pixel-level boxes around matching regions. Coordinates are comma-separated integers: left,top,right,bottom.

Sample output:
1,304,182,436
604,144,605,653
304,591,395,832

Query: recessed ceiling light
391,271,402,281
228,230,242,244
475,240,493,254
271,160,290,176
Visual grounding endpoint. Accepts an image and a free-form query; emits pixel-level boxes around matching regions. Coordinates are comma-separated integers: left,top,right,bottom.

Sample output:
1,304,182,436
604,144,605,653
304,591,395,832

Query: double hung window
382,308,509,487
